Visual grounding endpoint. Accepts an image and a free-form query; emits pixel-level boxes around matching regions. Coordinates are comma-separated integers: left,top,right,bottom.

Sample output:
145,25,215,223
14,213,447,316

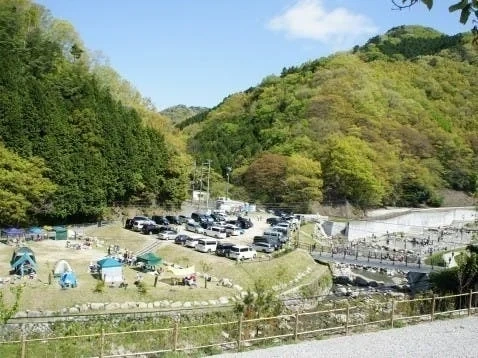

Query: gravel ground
213,316,478,358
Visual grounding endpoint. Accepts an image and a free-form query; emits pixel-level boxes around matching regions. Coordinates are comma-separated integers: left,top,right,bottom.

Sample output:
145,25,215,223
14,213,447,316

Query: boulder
105,302,120,311
68,307,80,314
90,303,105,310
170,301,183,308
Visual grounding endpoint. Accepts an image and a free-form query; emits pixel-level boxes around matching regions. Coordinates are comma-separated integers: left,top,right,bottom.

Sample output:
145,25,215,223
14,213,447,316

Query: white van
228,245,257,260
206,226,227,239
224,224,241,236
263,230,284,241
195,238,218,253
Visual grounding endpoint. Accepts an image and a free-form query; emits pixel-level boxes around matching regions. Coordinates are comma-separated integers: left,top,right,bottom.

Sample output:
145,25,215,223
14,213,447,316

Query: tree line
0,0,189,226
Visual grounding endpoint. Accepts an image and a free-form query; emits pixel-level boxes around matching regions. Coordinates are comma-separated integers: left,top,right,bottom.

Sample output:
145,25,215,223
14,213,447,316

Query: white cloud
267,0,378,46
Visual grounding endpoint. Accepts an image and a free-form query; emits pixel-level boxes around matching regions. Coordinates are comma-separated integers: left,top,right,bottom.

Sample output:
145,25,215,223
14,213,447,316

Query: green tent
53,226,68,240
136,252,162,266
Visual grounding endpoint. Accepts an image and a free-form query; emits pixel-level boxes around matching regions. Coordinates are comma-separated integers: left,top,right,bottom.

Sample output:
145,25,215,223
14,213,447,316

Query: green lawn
0,222,329,312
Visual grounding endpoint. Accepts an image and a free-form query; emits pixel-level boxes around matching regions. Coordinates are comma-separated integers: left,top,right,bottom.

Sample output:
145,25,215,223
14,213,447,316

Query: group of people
107,246,137,266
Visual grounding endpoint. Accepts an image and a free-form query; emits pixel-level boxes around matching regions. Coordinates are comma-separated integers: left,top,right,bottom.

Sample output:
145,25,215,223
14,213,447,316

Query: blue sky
36,0,469,110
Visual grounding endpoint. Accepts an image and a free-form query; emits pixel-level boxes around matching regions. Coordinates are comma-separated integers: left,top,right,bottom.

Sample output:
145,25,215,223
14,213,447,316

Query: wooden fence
1,290,476,357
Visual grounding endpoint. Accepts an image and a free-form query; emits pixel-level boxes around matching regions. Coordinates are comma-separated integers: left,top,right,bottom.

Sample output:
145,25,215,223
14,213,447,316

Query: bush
93,280,105,293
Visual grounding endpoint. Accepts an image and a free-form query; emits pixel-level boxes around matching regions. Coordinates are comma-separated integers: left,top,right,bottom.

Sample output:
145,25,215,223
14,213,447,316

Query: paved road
213,316,478,358
311,252,441,273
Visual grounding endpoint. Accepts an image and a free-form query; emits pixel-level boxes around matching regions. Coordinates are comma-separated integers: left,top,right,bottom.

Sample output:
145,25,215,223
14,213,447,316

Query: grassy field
0,222,329,312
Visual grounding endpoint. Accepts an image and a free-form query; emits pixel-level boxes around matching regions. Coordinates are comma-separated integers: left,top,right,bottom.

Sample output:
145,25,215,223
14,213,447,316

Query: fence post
21,334,26,358
345,303,350,335
99,328,105,358
173,319,179,351
294,312,299,341
468,290,473,316
431,295,436,321
237,315,243,352
390,300,395,328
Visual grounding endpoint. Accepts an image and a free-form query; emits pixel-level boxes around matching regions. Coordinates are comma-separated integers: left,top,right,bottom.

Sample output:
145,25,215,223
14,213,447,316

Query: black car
166,215,180,225
237,216,253,229
211,213,226,223
216,242,235,257
152,215,170,226
178,215,190,224
142,224,169,235
174,234,191,245
266,217,281,226
253,236,282,250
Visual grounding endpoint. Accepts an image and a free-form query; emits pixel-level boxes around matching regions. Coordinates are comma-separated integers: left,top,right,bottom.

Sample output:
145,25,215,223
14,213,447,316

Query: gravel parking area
214,317,478,358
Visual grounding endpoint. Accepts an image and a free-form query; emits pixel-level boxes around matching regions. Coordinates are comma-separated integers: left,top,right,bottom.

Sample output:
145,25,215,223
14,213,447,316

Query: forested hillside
185,26,478,211
0,0,190,225
161,105,208,125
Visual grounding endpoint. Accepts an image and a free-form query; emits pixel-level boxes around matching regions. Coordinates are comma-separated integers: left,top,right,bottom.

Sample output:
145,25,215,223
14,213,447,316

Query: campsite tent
2,228,25,239
52,226,68,240
136,253,162,272
136,253,162,266
97,257,123,283
27,227,46,240
59,271,77,288
10,247,37,276
53,259,73,277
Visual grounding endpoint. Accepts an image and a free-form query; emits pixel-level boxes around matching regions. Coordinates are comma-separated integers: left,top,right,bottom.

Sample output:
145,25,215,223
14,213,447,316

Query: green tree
0,144,56,225
322,136,385,209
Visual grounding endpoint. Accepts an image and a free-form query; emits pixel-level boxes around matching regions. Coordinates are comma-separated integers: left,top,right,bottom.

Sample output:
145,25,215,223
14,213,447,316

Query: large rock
105,302,120,310
218,297,229,305
170,301,183,308
90,303,105,310
68,307,80,314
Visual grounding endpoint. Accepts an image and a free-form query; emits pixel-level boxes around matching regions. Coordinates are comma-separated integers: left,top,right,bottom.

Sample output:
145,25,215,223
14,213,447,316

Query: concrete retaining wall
346,207,477,241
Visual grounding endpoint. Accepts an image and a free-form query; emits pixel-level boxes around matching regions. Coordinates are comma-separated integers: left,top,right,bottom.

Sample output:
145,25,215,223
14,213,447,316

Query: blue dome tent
59,271,77,288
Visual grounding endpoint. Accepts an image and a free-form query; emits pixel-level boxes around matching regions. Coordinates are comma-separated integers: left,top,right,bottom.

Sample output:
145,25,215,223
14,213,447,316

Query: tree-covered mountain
160,105,209,125
184,26,478,211
0,0,190,225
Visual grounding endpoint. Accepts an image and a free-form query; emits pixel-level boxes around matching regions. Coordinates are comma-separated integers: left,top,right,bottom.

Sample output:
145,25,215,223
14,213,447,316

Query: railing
1,291,476,357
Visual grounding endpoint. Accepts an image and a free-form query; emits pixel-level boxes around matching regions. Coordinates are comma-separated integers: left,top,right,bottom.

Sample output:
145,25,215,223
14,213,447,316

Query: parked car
166,215,180,225
158,229,178,240
211,213,226,223
271,226,289,236
178,215,190,224
224,224,242,236
237,216,253,229
191,212,213,225
253,236,282,250
216,242,235,257
195,238,218,253
174,234,191,245
132,217,155,232
185,237,200,248
228,245,257,260
185,222,205,234
205,226,227,239
266,217,282,226
141,223,161,235
252,242,275,253
263,229,285,242
152,215,169,226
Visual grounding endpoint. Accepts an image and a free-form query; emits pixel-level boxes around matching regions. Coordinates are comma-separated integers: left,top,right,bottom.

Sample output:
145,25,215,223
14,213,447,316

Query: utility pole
226,166,232,200
198,163,204,210
204,160,212,211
